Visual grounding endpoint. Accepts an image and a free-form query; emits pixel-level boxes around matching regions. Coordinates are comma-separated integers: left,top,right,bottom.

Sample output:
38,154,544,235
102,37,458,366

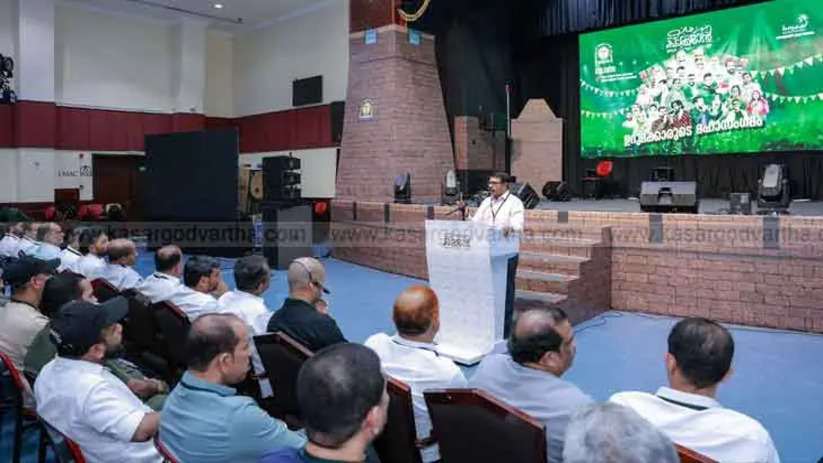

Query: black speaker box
510,182,540,210
263,156,301,201
330,101,345,143
639,182,698,213
260,203,313,270
542,181,570,202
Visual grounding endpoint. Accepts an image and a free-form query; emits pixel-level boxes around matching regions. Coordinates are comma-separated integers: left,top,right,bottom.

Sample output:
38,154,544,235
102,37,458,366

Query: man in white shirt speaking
468,172,524,338
610,317,780,462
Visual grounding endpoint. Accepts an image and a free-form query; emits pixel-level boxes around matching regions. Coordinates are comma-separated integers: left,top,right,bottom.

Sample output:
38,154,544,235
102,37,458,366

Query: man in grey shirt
469,307,593,463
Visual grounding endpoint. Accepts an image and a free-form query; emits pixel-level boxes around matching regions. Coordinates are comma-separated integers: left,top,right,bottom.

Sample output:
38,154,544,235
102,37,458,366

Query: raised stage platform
535,198,823,216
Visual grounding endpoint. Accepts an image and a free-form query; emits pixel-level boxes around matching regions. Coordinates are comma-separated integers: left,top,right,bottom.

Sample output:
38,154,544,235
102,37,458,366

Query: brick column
336,0,454,203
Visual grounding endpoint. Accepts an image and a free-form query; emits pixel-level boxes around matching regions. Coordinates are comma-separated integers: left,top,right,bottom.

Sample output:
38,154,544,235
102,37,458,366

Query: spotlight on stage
511,182,540,210
394,173,411,204
757,164,790,215
442,169,459,205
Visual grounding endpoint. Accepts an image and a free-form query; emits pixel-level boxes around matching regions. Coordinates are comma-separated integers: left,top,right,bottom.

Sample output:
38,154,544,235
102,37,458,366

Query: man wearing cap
35,297,162,463
267,258,346,352
0,256,59,372
98,238,143,291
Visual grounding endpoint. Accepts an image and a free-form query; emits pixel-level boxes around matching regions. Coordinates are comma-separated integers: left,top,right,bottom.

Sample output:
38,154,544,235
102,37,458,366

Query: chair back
0,351,26,394
154,434,180,463
90,278,119,302
253,332,313,419
675,444,717,463
373,376,430,463
424,388,546,463
120,289,157,352
151,301,191,373
40,418,86,463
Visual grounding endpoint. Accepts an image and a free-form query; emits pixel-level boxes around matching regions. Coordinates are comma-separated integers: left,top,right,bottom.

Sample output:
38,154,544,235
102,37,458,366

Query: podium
425,220,519,364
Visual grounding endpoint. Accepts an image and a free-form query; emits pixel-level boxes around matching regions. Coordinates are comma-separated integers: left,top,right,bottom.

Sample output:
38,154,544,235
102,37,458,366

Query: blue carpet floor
2,254,821,462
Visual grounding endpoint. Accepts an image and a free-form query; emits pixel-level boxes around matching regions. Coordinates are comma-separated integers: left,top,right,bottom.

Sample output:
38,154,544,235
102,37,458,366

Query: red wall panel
0,104,13,147
0,103,336,153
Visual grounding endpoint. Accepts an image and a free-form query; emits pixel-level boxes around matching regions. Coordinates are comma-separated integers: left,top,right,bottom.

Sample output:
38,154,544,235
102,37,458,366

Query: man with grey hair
266,257,346,351
563,402,678,463
28,223,64,260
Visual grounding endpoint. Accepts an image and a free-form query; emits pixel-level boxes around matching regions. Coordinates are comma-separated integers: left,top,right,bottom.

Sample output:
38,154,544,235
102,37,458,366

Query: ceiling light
213,3,223,8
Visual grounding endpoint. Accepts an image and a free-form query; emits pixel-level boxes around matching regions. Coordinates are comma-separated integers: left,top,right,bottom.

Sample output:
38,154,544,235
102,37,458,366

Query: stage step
514,289,567,307
518,252,589,276
516,270,577,294
519,237,601,258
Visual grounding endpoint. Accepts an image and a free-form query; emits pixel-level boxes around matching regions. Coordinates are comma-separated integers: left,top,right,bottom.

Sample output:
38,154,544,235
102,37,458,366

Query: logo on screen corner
595,44,613,65
778,14,814,40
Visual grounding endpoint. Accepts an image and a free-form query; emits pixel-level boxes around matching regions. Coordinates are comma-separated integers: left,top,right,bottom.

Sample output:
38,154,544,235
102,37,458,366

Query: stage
534,198,823,216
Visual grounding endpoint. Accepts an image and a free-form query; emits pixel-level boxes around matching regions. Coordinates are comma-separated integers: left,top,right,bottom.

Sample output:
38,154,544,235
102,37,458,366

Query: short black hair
668,318,734,389
78,228,106,254
184,255,220,288
489,172,511,183
41,272,85,318
234,255,270,292
298,343,385,448
185,313,243,372
155,247,182,273
508,307,568,364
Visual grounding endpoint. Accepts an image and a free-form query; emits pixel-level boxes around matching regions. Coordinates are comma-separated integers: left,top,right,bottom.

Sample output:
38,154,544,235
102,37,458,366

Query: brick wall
337,26,455,203
511,99,563,190
453,116,506,171
331,200,823,334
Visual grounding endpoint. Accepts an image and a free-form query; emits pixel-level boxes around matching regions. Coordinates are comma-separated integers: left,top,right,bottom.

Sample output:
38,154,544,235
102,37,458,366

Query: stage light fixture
442,169,459,205
757,164,790,214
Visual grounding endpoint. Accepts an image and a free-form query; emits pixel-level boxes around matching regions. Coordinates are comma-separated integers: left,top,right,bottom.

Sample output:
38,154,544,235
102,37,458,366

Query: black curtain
418,0,823,199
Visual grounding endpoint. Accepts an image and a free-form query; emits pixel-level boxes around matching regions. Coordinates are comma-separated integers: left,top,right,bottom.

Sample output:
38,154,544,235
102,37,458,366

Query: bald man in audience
365,285,467,462
137,245,184,303
167,255,223,321
267,257,346,351
470,307,593,463
98,238,143,291
75,229,109,279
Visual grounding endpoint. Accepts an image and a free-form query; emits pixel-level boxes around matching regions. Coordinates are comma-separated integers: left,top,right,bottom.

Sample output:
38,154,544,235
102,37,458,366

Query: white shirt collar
391,334,439,353
65,246,82,256
55,356,105,375
230,290,264,304
655,386,721,410
490,191,510,204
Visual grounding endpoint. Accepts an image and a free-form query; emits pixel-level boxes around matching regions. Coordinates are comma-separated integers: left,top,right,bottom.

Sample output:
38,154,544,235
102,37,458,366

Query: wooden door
92,154,145,220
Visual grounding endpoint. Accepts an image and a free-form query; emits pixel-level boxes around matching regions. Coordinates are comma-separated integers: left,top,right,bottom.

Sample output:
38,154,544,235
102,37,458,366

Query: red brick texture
336,26,455,203
331,200,823,333
453,116,506,171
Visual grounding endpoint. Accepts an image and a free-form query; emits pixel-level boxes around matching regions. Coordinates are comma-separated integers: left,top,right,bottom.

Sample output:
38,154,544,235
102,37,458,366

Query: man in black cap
34,297,162,463
0,256,59,372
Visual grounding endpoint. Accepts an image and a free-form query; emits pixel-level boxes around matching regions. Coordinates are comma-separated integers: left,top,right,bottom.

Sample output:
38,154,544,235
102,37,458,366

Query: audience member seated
35,297,162,462
17,221,39,256
219,255,272,335
137,245,184,304
267,258,346,351
24,271,168,411
610,317,779,462
161,313,305,462
563,402,678,463
168,255,223,321
365,285,467,463
28,222,64,261
75,229,109,279
0,256,58,372
470,307,593,463
59,226,85,273
260,343,389,463
0,221,24,258
98,238,143,291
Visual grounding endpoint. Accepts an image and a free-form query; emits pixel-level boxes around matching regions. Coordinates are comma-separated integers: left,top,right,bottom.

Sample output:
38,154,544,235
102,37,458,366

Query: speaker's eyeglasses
293,259,330,295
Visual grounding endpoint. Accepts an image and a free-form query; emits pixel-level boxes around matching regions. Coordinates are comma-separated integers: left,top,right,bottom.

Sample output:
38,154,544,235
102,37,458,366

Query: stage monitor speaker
330,101,345,143
542,181,570,202
639,181,698,213
651,167,675,182
263,156,302,201
510,182,539,210
260,203,312,270
729,192,752,215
